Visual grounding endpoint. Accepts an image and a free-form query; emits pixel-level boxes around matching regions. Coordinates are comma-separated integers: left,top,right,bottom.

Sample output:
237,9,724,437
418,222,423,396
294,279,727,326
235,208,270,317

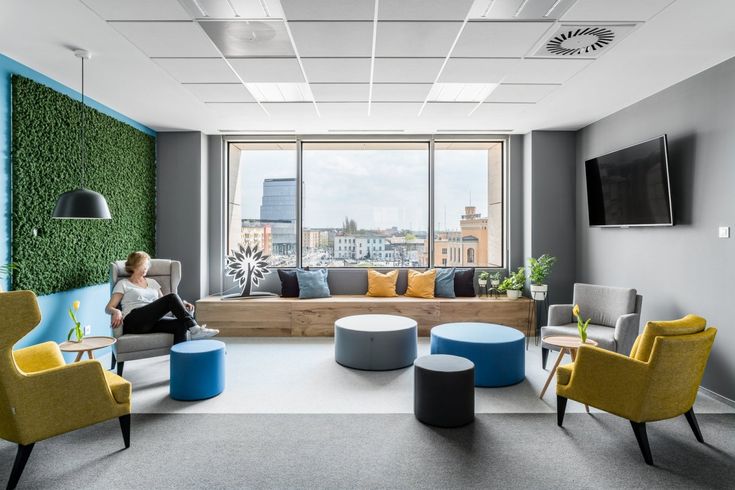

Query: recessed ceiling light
244,83,314,102
427,83,498,102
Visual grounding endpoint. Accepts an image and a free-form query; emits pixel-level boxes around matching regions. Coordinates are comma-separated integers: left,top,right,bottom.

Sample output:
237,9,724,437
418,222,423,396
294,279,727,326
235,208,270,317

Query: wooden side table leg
74,352,83,362
88,350,95,360
540,348,567,399
569,349,590,413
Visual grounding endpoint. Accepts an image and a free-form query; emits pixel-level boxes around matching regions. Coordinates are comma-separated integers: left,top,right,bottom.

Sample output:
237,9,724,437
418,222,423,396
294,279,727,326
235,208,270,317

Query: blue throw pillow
296,269,331,299
435,268,456,298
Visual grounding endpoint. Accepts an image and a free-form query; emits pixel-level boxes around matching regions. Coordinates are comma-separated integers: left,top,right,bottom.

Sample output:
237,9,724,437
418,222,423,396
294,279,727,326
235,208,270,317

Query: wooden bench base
196,295,536,337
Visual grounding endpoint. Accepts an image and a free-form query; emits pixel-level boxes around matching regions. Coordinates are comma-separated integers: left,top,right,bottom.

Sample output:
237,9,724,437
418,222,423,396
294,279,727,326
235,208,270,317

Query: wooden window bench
195,295,536,337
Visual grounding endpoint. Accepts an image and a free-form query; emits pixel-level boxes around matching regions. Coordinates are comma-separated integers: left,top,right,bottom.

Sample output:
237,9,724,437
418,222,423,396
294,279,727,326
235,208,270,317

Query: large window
227,142,297,266
227,138,504,269
302,142,429,267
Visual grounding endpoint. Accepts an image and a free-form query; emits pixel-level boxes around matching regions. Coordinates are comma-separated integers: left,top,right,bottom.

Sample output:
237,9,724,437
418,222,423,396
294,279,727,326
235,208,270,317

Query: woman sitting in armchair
105,251,218,343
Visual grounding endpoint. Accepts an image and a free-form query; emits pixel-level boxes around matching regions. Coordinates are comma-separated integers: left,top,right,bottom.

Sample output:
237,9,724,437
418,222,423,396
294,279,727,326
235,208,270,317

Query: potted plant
478,271,489,287
498,267,525,299
489,271,502,288
528,254,556,301
67,300,84,342
0,262,19,292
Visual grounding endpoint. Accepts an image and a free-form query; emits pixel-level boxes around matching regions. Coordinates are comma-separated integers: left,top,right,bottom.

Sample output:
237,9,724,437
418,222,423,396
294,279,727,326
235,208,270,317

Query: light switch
719,226,730,238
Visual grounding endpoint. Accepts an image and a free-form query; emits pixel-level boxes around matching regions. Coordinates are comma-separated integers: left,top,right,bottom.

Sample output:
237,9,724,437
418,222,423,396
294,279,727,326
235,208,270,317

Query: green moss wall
11,75,155,295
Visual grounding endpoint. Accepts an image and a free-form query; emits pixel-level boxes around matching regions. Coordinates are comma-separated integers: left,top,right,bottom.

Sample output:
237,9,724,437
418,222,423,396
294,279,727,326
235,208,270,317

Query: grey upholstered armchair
540,283,643,369
109,259,182,376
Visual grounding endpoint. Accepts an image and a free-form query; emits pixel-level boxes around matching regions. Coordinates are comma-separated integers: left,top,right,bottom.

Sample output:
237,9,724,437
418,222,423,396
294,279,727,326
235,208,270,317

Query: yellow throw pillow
367,269,399,297
405,269,436,299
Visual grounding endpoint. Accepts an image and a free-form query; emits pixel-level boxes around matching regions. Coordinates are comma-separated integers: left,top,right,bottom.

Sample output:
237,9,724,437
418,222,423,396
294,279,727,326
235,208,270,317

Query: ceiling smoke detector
534,24,637,58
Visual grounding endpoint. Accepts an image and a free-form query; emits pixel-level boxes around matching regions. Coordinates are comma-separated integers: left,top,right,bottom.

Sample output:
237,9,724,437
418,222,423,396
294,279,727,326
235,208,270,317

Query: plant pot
506,289,522,300
530,284,548,301
478,279,488,287
490,279,500,287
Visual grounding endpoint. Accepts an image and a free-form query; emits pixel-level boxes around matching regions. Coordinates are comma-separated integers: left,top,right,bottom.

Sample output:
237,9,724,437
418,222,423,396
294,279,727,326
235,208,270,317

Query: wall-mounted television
585,135,673,227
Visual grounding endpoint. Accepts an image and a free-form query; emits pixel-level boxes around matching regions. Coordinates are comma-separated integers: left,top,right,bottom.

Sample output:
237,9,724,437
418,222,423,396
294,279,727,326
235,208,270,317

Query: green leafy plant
573,304,591,343
498,267,526,291
67,300,83,342
489,271,502,282
478,271,490,281
528,254,557,285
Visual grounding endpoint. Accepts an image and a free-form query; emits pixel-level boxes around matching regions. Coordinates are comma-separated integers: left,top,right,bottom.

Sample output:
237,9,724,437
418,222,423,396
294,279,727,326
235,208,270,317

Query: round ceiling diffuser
545,27,615,56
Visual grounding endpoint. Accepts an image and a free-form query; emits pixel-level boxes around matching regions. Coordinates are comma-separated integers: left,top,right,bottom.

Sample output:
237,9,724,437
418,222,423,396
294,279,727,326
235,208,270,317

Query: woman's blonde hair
125,251,151,274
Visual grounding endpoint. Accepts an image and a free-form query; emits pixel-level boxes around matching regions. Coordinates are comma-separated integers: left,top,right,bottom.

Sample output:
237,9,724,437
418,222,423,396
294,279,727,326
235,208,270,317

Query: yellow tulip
73,300,80,311
572,304,580,318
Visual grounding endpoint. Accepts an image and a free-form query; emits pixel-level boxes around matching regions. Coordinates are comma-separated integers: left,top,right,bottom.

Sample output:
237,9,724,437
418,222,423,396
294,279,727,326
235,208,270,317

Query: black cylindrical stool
414,354,475,428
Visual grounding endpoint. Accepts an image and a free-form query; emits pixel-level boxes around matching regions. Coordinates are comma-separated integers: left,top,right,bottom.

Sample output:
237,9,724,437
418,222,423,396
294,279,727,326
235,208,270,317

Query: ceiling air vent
533,24,637,58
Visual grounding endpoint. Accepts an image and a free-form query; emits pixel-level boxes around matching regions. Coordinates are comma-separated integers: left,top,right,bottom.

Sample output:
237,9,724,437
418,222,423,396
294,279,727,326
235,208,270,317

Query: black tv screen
585,135,673,227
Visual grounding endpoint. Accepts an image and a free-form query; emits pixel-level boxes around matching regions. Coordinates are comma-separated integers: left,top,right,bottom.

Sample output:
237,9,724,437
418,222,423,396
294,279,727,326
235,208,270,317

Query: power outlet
84,325,91,335
719,226,730,239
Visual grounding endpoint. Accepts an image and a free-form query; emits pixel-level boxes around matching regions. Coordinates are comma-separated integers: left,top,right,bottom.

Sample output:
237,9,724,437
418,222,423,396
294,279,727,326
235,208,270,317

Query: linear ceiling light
514,0,531,17
368,0,379,116
258,0,272,17
225,0,240,17
245,83,314,102
544,0,564,17
481,0,496,17
190,0,209,17
427,83,498,102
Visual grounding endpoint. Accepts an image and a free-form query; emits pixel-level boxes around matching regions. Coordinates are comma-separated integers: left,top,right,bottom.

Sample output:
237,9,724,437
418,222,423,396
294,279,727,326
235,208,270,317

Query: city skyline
238,148,491,231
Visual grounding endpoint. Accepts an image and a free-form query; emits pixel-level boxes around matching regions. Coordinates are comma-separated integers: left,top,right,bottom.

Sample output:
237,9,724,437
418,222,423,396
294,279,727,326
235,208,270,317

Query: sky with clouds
238,146,490,232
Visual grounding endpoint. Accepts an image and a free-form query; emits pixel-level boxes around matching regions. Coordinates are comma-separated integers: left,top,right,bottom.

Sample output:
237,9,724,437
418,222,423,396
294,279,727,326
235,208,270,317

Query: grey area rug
1,414,734,489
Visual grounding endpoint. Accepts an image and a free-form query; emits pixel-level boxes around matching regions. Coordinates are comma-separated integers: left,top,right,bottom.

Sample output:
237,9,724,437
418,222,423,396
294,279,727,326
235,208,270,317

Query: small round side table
539,336,598,412
59,336,116,362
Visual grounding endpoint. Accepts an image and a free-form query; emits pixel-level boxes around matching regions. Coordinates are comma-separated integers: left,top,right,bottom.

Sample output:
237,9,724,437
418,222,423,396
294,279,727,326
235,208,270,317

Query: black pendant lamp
52,49,111,219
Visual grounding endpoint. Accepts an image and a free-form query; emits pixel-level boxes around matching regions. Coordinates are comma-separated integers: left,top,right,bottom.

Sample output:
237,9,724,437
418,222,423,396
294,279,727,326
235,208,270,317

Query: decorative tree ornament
224,243,277,299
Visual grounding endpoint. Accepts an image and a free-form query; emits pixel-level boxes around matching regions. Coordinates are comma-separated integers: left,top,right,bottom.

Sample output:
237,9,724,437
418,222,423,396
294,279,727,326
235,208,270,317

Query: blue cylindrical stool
430,323,525,387
170,340,226,400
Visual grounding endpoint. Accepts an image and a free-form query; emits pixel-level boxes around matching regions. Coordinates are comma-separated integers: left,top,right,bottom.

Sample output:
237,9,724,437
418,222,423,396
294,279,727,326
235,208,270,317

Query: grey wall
524,131,577,305
577,56,735,401
157,132,209,301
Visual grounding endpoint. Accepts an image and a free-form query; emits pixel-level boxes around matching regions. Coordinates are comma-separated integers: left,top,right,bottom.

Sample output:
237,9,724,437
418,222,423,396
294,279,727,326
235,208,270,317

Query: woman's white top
113,278,161,317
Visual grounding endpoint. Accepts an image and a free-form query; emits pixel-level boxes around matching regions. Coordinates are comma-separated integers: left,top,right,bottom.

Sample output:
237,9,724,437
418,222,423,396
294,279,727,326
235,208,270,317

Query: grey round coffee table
334,314,418,371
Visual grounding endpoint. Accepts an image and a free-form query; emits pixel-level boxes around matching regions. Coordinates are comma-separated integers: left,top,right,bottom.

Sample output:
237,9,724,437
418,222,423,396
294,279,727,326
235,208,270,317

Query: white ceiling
1,0,734,134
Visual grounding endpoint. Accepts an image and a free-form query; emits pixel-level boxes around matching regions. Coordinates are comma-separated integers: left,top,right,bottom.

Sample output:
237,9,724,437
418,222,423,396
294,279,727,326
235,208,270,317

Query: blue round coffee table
430,323,525,387
170,340,226,400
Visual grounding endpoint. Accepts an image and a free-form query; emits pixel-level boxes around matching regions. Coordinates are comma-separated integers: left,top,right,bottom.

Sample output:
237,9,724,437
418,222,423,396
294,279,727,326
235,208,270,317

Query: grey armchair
109,259,182,376
540,283,643,369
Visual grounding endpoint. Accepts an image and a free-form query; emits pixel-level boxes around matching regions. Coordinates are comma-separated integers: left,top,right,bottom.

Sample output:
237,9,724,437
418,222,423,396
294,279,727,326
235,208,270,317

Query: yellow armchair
0,291,131,489
555,314,716,465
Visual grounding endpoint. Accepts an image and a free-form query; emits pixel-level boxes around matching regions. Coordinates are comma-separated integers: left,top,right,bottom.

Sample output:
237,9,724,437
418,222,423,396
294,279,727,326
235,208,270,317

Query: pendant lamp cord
80,55,85,189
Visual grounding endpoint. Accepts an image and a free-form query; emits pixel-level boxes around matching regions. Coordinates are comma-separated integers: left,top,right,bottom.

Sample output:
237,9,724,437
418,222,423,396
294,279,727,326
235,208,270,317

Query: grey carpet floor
1,414,734,489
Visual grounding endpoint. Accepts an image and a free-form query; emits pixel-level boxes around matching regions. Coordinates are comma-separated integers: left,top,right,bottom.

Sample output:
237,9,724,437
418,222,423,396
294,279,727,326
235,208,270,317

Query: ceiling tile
372,84,431,102
379,0,474,21
503,58,592,83
422,102,476,118
376,22,462,57
281,0,374,20
486,83,559,103
452,21,554,57
301,58,371,82
110,21,220,58
468,0,577,20
371,103,423,118
318,102,369,117
262,102,318,118
311,84,369,102
205,102,265,119
439,58,521,82
288,22,373,57
561,0,675,22
153,58,239,83
229,58,304,82
470,102,533,120
198,20,294,57
373,58,444,82
180,0,284,19
183,83,255,102
81,0,191,20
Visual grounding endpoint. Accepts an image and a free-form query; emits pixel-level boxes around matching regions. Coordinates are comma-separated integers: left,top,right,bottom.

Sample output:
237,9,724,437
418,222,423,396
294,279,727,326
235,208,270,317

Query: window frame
224,134,507,271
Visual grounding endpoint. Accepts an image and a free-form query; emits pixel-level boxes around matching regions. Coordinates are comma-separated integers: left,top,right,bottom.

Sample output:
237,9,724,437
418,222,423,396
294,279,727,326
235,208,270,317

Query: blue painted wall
0,53,155,360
